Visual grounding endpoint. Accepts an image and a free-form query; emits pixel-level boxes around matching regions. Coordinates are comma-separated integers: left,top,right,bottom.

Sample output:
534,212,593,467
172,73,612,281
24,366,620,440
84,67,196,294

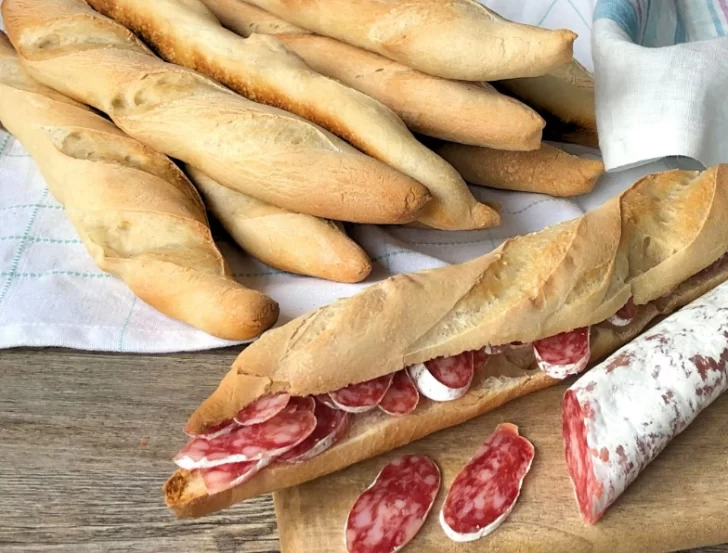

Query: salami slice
316,393,340,410
185,419,236,440
408,351,474,402
440,423,535,542
234,393,291,426
346,455,440,553
378,370,420,416
607,298,637,327
329,374,393,413
533,327,590,379
279,399,350,463
563,281,728,524
472,347,491,370
199,458,269,496
174,399,316,469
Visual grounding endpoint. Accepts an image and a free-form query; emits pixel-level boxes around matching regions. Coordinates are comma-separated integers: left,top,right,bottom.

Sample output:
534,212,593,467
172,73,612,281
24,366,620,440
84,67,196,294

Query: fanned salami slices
199,458,269,496
409,351,474,401
279,399,350,463
185,419,236,440
533,327,590,379
174,399,316,469
346,455,440,553
379,370,420,416
440,423,535,542
234,393,291,426
607,298,637,327
563,281,728,524
329,374,394,413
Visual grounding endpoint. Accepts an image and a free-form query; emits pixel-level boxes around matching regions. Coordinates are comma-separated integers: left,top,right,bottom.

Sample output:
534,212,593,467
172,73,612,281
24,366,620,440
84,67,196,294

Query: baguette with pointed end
165,164,728,517
0,32,277,340
202,0,545,151
245,0,576,81
87,0,499,230
435,142,604,197
2,0,431,225
186,168,371,283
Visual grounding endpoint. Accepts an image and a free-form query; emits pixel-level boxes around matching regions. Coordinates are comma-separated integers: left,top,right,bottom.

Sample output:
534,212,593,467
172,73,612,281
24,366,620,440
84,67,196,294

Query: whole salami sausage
440,423,535,542
346,455,440,553
563,281,728,524
533,327,590,379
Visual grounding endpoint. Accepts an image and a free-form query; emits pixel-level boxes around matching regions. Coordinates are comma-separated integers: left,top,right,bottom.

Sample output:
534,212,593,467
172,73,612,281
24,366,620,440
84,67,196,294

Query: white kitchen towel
593,0,728,171
0,0,672,353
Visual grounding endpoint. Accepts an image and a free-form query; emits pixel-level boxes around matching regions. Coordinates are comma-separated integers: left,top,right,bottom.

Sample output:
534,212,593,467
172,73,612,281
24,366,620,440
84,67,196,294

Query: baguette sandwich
0,33,278,340
166,163,728,516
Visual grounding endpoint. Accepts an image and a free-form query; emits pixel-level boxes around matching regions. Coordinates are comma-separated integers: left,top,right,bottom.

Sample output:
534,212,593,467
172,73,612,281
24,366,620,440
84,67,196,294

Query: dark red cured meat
440,423,534,542
425,351,474,388
329,374,394,413
199,458,268,495
279,399,350,463
346,455,440,553
533,327,591,379
185,419,236,440
315,393,340,410
563,280,728,524
379,370,420,416
608,298,637,327
472,348,491,370
174,399,316,469
234,393,291,426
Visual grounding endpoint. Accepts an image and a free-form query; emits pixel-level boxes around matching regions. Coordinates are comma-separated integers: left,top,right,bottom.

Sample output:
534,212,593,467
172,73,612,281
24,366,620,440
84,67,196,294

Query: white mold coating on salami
345,454,440,553
533,327,591,380
408,351,474,402
563,281,728,524
329,374,393,413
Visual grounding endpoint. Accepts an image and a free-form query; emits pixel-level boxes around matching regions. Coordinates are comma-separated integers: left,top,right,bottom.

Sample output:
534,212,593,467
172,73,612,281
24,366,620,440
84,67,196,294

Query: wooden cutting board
273,383,728,553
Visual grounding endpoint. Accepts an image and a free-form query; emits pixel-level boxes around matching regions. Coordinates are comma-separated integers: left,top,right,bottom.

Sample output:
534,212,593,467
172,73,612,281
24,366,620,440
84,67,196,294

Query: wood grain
0,347,724,553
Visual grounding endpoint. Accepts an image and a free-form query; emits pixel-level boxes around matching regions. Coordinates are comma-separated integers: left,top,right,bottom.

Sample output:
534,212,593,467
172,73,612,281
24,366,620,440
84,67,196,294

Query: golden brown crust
0,34,278,340
187,167,372,283
201,0,545,151
244,0,576,81
436,142,605,197
3,0,432,225
85,0,498,231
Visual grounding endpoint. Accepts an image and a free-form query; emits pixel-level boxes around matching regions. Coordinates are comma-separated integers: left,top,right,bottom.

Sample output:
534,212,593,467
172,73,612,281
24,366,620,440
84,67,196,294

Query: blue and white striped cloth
593,0,728,170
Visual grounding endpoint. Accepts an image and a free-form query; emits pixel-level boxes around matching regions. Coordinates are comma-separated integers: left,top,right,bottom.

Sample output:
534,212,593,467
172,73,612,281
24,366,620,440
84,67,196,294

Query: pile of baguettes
0,0,605,341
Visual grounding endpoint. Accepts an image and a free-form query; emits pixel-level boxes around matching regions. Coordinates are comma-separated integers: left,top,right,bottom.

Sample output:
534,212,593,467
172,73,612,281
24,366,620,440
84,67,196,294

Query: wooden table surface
1,347,726,553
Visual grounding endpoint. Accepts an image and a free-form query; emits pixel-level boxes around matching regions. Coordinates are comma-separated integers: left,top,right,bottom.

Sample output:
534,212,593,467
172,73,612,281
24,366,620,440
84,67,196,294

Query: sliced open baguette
3,0,431,225
244,0,576,81
0,33,278,340
165,164,728,516
201,0,545,151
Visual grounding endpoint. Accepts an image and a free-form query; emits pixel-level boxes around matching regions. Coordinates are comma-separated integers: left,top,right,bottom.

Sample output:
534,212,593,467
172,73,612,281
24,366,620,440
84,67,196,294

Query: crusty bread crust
244,0,576,81
436,142,605,197
0,33,279,340
85,0,499,231
2,0,432,225
165,253,728,516
201,0,545,151
187,167,372,283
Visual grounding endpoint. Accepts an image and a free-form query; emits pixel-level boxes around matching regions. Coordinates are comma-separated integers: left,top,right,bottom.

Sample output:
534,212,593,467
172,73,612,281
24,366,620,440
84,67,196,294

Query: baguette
497,60,599,148
201,0,545,151
186,167,372,283
2,0,431,225
86,0,499,231
435,142,605,197
0,33,278,340
165,164,728,516
245,0,576,81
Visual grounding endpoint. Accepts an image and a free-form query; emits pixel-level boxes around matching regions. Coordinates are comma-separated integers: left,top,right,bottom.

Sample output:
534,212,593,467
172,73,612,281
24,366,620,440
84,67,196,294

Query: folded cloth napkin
593,0,728,171
0,1,672,353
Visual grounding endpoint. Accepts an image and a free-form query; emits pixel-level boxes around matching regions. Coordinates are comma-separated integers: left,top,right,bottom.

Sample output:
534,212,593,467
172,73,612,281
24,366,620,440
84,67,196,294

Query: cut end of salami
234,393,291,426
346,455,440,553
329,374,393,413
409,351,474,402
279,399,349,464
440,423,535,542
533,327,591,380
562,390,603,524
199,458,269,496
379,370,419,416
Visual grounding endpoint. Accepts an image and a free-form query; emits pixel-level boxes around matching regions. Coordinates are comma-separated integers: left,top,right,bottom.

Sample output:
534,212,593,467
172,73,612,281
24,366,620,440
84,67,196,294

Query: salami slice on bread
166,164,728,517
